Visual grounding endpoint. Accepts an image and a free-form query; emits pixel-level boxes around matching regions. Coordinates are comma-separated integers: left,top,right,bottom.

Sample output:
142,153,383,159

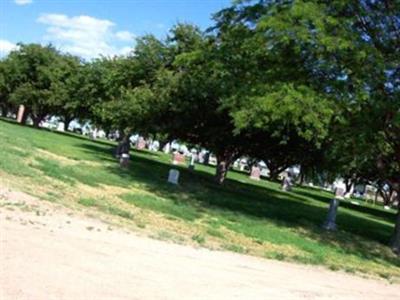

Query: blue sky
0,0,232,58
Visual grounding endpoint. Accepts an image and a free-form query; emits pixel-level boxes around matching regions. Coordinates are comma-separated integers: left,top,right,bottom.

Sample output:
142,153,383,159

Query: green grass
192,234,206,244
121,193,201,221
0,118,399,280
78,198,97,207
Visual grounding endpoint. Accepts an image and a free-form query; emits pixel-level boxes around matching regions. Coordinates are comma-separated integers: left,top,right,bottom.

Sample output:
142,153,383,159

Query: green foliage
192,234,206,244
121,193,201,222
232,84,334,146
78,198,97,207
4,44,64,125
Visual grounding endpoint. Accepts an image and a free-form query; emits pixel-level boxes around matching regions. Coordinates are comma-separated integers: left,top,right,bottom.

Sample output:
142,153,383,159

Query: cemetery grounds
0,118,400,284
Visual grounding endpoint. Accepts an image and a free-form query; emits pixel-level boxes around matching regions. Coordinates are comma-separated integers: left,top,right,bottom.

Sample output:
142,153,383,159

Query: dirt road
1,188,399,300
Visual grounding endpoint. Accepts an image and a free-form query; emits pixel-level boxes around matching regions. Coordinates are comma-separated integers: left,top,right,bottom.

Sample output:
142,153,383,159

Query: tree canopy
0,0,399,253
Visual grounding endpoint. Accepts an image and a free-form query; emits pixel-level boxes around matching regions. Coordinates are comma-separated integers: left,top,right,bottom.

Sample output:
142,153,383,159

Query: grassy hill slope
0,118,399,281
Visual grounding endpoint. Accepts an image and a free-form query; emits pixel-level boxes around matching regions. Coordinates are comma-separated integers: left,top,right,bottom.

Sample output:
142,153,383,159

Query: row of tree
0,0,399,253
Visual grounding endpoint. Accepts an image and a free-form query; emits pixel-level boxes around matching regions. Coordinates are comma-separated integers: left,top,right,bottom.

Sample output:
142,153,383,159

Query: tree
5,44,65,127
235,0,400,253
0,59,16,117
208,2,336,182
150,23,257,184
231,84,334,181
49,55,89,131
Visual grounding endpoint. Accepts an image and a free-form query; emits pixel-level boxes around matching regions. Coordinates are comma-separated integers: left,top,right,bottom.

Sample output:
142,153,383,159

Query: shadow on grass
78,143,116,163
91,145,396,242
41,133,398,265
295,189,396,224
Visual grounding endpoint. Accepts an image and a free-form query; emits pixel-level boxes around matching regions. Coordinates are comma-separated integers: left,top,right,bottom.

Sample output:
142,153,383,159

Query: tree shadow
294,189,396,224
72,137,399,264
77,143,117,163
117,152,393,236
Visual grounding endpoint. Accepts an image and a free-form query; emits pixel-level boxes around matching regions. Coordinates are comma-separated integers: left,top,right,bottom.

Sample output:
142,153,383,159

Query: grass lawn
0,118,399,281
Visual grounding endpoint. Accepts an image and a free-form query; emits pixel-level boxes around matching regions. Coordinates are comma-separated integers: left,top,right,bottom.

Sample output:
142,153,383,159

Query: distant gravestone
189,152,196,170
322,198,340,231
119,153,130,168
163,142,171,154
198,152,205,164
334,183,346,199
282,174,293,191
16,105,25,123
322,181,346,230
172,152,186,165
250,166,261,181
168,169,180,185
136,137,146,150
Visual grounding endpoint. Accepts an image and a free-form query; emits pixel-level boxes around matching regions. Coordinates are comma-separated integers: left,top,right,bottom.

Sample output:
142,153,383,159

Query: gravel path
1,187,399,300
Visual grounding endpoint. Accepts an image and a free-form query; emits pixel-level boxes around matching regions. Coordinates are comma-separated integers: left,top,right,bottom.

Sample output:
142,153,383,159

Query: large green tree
49,55,91,131
4,44,66,127
208,2,336,181
150,23,259,184
230,0,400,253
0,59,16,117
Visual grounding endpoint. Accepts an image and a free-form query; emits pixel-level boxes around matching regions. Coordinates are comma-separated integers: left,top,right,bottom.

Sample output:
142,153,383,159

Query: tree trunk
1,106,9,117
32,115,42,128
267,163,287,182
115,132,131,157
269,170,280,181
63,117,73,132
390,191,400,255
390,210,400,255
299,172,305,186
215,152,236,185
344,178,353,194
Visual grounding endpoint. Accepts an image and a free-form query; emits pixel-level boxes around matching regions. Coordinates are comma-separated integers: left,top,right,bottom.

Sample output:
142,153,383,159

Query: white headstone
282,175,293,191
16,105,25,123
250,166,261,180
163,142,171,154
334,180,346,199
168,169,180,185
120,153,130,168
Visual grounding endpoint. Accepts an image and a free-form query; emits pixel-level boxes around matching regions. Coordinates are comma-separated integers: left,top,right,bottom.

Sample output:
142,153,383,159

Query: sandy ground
1,187,400,300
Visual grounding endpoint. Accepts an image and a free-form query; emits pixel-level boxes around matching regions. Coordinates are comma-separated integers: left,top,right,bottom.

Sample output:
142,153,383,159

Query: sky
0,0,232,59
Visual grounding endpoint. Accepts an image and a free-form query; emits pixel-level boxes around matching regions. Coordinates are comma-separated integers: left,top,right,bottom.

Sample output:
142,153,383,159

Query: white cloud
37,13,135,59
14,0,33,5
115,31,135,42
118,46,134,56
0,40,19,57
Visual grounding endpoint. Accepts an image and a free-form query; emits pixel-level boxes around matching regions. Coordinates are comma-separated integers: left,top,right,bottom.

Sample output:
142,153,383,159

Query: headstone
208,155,217,166
322,198,340,230
282,175,293,191
163,143,171,154
334,182,346,199
90,128,98,140
322,180,346,230
136,137,146,150
168,169,180,184
250,166,261,180
172,152,186,165
260,167,269,177
189,151,196,170
198,151,205,164
119,153,130,168
151,140,160,152
16,105,25,123
57,122,65,132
